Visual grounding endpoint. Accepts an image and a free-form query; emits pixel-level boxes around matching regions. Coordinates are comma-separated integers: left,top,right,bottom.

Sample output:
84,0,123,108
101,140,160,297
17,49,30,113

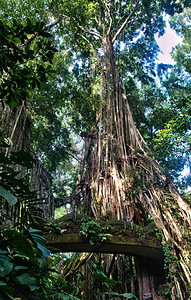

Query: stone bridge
44,214,163,260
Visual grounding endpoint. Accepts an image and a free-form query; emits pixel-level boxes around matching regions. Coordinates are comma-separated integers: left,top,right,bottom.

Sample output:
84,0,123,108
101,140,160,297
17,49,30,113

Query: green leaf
28,228,50,261
55,294,80,300
10,150,35,168
0,255,13,276
13,37,21,44
0,285,15,299
95,267,107,277
34,21,45,31
16,273,39,291
92,266,120,287
105,291,138,299
120,293,138,299
0,139,10,147
0,186,17,205
14,266,29,271
3,229,35,260
0,281,6,286
0,251,8,255
6,34,13,40
25,18,34,34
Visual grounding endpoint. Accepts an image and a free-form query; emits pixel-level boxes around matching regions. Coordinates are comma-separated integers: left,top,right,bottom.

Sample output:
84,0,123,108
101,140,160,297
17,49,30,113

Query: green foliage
0,150,43,228
170,7,191,73
152,118,189,181
0,18,56,108
28,228,50,261
0,0,51,24
160,240,179,298
0,149,83,299
0,226,81,299
80,218,111,245
90,264,138,299
92,264,120,288
16,273,38,292
29,50,99,196
0,1,191,297
31,112,72,173
150,8,191,188
163,241,178,279
3,0,190,196
0,250,14,276
38,252,82,299
160,0,190,15
0,186,17,206
55,206,68,219
3,228,35,260
105,291,138,299
134,227,146,242
0,4,86,299
0,227,49,299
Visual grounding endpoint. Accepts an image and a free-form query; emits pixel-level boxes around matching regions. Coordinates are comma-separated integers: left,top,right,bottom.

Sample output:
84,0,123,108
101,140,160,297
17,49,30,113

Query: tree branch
112,0,140,43
24,18,61,46
50,0,102,41
44,17,62,30
59,11,103,41
77,23,103,40
103,0,113,35
80,34,99,54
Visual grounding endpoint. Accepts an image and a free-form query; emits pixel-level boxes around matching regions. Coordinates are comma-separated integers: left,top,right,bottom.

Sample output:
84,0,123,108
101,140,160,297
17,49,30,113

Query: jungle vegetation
0,1,191,299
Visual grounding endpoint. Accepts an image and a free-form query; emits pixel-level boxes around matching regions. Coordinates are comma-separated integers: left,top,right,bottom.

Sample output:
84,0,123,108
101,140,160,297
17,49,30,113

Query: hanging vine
77,29,191,299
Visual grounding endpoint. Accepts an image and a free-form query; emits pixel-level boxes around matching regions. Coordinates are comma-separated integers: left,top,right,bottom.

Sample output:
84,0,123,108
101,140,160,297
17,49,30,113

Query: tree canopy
1,0,190,188
0,1,191,299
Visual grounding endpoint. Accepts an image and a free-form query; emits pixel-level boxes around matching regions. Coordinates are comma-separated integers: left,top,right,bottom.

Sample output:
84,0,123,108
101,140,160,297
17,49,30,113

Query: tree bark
77,32,191,298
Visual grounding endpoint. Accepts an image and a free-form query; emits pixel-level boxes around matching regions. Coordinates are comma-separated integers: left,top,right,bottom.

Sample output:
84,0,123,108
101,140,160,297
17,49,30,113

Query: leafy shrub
80,218,111,245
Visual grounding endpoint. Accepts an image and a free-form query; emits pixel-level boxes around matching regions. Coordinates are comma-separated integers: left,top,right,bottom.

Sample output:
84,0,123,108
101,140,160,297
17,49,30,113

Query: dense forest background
0,0,191,299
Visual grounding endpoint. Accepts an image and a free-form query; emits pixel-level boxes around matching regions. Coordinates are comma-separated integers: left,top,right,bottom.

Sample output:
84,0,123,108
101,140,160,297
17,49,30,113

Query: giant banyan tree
51,0,191,298
78,38,191,298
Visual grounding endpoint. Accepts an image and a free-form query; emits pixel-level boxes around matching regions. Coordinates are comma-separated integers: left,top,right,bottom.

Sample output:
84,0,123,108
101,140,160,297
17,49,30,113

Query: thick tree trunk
0,101,31,154
0,102,54,222
78,33,191,299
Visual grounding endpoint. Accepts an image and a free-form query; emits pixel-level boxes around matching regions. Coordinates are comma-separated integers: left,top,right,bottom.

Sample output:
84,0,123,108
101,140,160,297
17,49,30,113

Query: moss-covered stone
44,214,163,260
